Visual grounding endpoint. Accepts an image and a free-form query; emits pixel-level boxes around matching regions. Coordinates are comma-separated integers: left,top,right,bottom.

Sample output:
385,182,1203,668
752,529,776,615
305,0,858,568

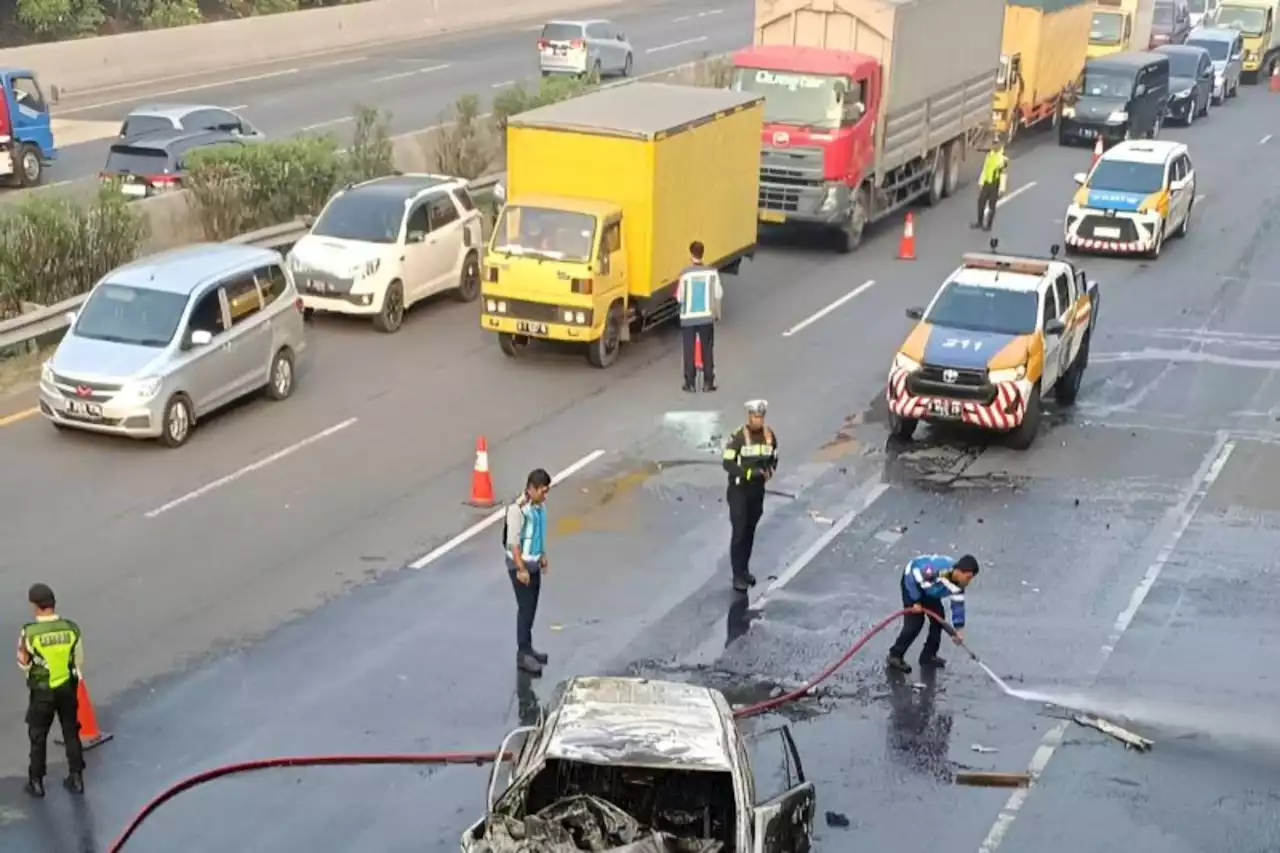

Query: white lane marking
676,7,723,19
59,68,301,114
977,431,1234,853
226,104,249,111
1195,193,1206,203
144,417,360,519
26,180,73,192
996,181,1036,208
300,117,353,132
646,36,708,54
491,79,516,88
1260,134,1272,145
372,63,450,83
781,279,876,337
407,449,607,569
754,475,891,608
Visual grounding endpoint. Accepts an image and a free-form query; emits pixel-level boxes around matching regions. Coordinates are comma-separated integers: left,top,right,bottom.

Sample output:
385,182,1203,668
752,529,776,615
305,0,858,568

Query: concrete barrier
0,0,629,97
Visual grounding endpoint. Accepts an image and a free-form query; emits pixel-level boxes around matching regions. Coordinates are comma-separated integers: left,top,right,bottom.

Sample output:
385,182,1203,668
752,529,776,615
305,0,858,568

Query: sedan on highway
1155,43,1213,124
101,127,254,198
39,244,307,448
538,19,634,78
118,103,263,140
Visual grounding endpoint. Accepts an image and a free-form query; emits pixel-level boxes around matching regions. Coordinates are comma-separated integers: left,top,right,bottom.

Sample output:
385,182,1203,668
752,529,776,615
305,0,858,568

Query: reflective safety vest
979,150,1008,187
22,619,81,690
678,266,719,325
723,425,779,487
515,500,547,562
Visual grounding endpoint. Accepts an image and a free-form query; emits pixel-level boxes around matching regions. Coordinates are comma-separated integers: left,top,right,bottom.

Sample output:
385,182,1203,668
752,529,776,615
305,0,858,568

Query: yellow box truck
481,83,763,368
1088,0,1156,56
1213,0,1280,80
995,0,1094,139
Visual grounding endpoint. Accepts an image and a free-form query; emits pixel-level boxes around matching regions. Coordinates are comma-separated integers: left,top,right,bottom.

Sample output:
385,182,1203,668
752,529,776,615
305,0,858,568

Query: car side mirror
301,214,315,227
64,310,77,324
190,329,214,347
1231,53,1242,61
1073,172,1087,185
407,230,426,244
905,306,924,321
1044,318,1067,336
617,33,626,41
1169,177,1187,191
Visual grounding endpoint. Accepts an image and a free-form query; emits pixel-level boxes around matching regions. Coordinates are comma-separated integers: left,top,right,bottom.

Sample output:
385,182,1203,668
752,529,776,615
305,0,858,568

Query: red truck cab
730,45,879,231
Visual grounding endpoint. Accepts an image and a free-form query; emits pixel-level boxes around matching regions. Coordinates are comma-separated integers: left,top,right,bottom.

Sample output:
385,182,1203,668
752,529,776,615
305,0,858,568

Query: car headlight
485,300,507,314
1060,105,1075,118
1108,110,1128,122
120,377,162,400
40,361,54,386
819,186,839,212
893,353,921,373
1176,88,1193,99
988,365,1027,383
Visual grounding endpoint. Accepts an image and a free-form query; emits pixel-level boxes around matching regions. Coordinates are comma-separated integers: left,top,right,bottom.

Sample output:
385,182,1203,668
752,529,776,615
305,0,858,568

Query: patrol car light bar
961,253,1051,276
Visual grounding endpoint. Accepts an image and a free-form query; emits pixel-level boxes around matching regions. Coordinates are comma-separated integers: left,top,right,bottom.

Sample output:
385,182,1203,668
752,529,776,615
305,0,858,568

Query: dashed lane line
781,280,876,338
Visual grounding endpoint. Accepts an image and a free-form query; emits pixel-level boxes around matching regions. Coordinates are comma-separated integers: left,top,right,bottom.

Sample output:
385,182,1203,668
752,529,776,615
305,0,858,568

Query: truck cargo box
505,84,763,299
753,0,1004,172
1000,0,1093,128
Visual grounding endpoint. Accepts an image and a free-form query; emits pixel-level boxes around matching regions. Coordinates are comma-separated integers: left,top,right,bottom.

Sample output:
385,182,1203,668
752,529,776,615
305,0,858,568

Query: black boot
517,652,544,676
886,654,912,674
682,383,696,393
23,778,45,798
744,572,757,587
704,380,717,392
732,576,749,592
63,772,84,794
530,649,549,665
919,655,947,668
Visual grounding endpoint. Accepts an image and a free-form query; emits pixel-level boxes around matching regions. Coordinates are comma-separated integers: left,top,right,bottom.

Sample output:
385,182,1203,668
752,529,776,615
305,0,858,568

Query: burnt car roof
542,677,736,772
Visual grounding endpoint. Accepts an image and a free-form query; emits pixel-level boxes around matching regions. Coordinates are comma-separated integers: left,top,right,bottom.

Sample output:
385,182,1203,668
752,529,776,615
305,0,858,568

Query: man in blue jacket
887,554,979,674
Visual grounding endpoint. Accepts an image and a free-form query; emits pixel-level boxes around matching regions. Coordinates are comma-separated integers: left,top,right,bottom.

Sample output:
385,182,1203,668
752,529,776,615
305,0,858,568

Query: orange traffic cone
55,678,113,751
897,213,916,260
466,436,496,508
1091,136,1104,166
1270,64,1280,92
694,335,703,371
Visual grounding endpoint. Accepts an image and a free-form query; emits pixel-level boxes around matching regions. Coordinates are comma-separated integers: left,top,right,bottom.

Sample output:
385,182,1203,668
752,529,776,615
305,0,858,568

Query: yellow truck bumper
481,312,600,343
1244,58,1261,72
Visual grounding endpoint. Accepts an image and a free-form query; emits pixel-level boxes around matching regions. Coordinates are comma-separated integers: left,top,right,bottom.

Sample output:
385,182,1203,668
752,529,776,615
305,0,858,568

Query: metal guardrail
0,173,504,358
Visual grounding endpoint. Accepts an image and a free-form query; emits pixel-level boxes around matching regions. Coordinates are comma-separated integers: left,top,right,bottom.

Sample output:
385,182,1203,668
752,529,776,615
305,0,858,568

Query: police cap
745,399,768,416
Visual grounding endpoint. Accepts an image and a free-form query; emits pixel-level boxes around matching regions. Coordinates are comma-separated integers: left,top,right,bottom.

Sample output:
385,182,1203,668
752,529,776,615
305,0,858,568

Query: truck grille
907,365,995,404
759,186,802,212
500,299,568,324
1078,215,1140,242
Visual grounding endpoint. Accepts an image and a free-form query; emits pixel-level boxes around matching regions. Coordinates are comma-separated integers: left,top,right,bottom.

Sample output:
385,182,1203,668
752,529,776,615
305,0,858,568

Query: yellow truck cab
1089,0,1155,56
481,83,762,368
996,0,1094,139
1212,0,1280,78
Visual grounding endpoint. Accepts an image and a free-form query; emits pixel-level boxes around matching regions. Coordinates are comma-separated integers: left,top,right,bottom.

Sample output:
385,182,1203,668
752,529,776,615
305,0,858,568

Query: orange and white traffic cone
694,335,703,371
55,678,113,751
897,213,916,260
1270,64,1280,92
466,436,496,508
1091,136,1104,166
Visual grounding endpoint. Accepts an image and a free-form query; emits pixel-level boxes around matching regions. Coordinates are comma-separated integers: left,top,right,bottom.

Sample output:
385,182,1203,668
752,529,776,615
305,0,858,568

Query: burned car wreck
461,676,815,853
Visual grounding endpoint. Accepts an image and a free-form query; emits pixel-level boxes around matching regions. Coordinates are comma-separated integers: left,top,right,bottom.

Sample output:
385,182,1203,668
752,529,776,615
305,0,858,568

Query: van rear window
119,116,174,138
104,147,171,175
542,23,583,41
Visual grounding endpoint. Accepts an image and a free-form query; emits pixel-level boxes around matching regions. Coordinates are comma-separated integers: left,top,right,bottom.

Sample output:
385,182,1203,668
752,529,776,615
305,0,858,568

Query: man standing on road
505,469,552,676
887,554,979,674
17,583,85,798
723,400,778,592
676,240,723,393
973,143,1009,232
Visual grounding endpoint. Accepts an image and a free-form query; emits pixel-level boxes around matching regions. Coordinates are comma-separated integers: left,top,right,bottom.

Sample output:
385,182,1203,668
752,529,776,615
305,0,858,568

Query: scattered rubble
1073,714,1154,751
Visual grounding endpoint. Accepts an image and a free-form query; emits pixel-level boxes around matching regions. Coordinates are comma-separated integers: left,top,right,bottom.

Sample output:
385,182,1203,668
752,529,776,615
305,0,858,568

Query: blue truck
0,67,57,187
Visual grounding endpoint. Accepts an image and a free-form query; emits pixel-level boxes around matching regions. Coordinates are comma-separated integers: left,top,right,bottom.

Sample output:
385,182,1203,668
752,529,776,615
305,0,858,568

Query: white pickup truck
462,676,816,852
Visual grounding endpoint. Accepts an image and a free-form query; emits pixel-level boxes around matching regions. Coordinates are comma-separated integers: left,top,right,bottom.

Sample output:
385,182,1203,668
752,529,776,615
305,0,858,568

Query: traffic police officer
676,240,723,393
722,400,778,592
974,143,1009,232
17,583,85,797
887,554,979,674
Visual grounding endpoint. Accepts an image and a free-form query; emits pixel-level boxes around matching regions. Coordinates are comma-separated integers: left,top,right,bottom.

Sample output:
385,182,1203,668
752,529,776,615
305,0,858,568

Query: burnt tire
888,413,917,441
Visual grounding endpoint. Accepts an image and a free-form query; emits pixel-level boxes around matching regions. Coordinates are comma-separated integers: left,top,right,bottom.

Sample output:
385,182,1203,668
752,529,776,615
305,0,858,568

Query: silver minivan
537,19,633,78
39,243,308,448
1186,26,1244,102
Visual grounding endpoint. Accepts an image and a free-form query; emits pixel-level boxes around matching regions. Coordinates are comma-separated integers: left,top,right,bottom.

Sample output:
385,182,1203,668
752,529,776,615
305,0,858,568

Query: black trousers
977,182,1000,230
889,583,946,661
28,681,84,780
508,567,542,654
681,324,715,387
727,485,765,579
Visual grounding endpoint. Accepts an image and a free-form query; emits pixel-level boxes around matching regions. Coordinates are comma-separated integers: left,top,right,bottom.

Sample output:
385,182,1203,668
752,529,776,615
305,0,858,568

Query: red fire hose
107,607,959,852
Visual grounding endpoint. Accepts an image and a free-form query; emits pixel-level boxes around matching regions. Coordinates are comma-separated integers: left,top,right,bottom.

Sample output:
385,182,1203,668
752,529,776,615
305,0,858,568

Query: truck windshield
1214,5,1267,33
1186,38,1229,59
730,68,845,129
74,283,189,348
492,206,596,262
1153,3,1175,27
1089,160,1166,194
1080,69,1133,98
925,284,1037,337
1090,12,1125,44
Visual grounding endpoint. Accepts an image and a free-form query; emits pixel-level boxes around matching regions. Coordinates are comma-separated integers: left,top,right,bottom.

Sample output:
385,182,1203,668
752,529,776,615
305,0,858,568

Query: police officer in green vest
722,400,779,592
973,142,1009,232
16,583,85,797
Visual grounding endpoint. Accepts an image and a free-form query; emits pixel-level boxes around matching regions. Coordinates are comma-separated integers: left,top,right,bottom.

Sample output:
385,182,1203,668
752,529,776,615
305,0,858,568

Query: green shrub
345,104,395,184
695,54,734,88
0,186,149,317
490,71,601,137
432,94,493,180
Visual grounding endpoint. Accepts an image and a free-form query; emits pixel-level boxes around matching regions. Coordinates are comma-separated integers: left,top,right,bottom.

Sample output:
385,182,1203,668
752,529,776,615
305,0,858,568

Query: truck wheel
498,333,526,358
1055,352,1084,406
925,153,945,206
889,414,917,441
836,188,868,254
1006,384,1041,451
586,303,623,368
18,144,42,187
942,142,962,197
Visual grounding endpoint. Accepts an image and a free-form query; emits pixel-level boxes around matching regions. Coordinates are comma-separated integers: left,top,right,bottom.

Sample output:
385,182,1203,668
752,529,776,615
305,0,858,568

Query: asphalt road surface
10,0,748,196
2,85,1280,852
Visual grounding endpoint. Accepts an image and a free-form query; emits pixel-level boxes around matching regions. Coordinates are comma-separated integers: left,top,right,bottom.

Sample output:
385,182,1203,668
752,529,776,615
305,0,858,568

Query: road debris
954,771,1031,788
824,811,850,828
970,743,999,754
1073,714,1154,751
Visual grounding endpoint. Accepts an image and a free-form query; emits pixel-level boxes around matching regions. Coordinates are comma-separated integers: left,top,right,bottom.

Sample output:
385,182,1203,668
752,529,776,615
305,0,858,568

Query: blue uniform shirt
901,554,967,628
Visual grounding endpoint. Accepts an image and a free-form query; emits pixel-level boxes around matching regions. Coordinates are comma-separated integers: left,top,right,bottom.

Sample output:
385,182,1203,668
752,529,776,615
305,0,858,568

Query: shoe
704,382,717,393
744,572,757,587
517,653,544,676
919,655,947,668
682,383,696,393
732,577,750,592
530,649,549,665
63,772,84,794
886,654,912,674
23,778,44,798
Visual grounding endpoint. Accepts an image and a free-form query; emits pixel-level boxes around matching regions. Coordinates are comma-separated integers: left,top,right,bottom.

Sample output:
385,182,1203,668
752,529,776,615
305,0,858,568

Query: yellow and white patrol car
1064,140,1196,259
887,246,1100,450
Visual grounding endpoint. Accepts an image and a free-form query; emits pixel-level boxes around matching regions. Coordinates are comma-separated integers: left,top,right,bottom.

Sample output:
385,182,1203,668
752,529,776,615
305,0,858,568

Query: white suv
288,174,483,332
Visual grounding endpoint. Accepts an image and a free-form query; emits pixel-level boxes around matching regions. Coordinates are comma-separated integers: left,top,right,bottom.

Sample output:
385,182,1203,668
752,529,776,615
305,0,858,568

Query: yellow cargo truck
1088,0,1156,56
1213,0,1280,80
996,0,1094,139
481,83,762,368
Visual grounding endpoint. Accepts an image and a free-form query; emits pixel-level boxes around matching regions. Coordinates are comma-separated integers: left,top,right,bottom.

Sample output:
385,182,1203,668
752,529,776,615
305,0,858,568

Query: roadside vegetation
0,0,369,45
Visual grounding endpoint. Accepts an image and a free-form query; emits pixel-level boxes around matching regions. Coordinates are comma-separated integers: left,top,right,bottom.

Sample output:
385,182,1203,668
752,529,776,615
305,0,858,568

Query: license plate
1079,128,1097,138
928,400,963,418
65,400,103,418
1094,226,1121,238
120,183,147,197
759,210,786,223
516,320,549,335
307,280,325,292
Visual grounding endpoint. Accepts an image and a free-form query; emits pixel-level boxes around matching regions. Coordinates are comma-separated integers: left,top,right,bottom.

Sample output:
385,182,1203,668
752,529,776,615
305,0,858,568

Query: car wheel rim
465,260,479,295
274,357,292,395
168,401,190,443
22,153,38,181
387,289,403,326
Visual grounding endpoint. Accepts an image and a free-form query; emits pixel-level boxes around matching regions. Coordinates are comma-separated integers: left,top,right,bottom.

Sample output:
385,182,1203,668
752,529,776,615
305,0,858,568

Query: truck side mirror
905,306,924,320
1073,172,1088,185
1044,318,1067,336
49,84,60,105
